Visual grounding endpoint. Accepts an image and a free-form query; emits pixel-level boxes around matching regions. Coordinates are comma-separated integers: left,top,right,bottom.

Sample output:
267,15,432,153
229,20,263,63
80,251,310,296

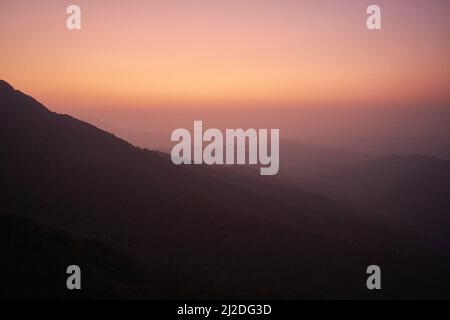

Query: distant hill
302,155,450,242
1,80,450,299
340,134,450,160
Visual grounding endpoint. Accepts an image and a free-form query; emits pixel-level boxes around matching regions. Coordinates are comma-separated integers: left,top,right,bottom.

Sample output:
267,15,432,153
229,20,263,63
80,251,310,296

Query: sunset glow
1,0,449,111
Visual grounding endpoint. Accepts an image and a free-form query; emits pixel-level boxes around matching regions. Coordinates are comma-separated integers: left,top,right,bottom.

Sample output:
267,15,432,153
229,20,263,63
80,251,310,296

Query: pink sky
1,0,449,112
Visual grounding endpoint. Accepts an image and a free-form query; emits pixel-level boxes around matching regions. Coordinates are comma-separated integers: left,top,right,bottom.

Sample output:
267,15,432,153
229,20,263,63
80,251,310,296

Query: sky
1,0,449,109
1,0,449,148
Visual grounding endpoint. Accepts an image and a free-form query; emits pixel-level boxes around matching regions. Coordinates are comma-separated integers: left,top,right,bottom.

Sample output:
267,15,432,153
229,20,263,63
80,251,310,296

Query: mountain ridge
2,79,450,299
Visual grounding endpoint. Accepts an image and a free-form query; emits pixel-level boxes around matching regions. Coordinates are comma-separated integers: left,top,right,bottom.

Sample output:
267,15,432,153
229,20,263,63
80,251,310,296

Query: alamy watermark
170,121,279,176
66,5,81,30
366,265,382,290
66,265,81,290
367,5,382,30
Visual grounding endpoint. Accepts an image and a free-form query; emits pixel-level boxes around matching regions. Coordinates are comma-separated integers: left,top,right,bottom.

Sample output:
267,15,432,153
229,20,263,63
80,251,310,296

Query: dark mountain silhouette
1,80,450,299
0,214,152,299
273,140,373,192
300,155,450,243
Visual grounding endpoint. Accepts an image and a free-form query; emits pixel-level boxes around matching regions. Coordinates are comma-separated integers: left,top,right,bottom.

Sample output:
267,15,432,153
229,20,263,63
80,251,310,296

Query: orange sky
1,0,449,111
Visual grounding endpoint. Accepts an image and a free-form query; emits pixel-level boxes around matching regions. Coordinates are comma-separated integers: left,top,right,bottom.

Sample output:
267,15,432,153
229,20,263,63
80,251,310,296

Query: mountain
0,214,151,299
301,155,450,242
337,134,450,160
1,80,450,299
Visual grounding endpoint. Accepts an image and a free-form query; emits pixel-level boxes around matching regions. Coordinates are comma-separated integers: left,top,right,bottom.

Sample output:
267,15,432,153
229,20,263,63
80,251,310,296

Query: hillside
1,80,449,299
